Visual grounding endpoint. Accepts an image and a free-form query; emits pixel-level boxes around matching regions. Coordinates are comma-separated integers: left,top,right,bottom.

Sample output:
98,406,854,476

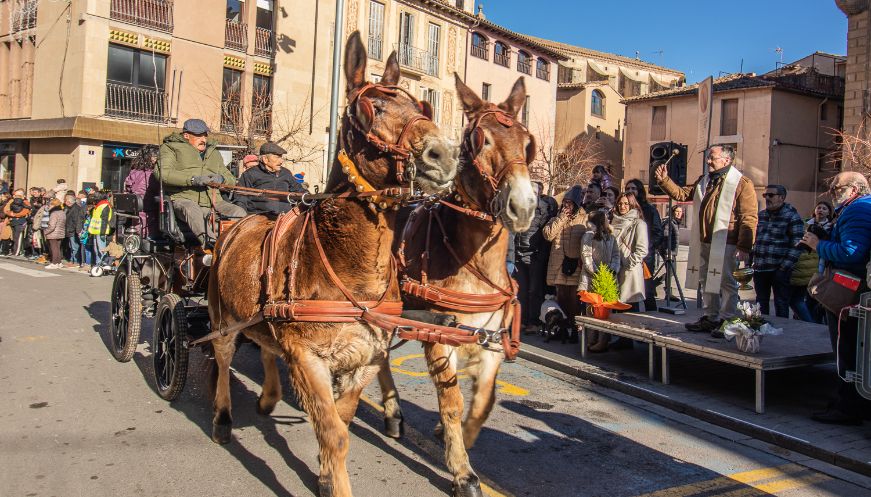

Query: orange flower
577,290,632,310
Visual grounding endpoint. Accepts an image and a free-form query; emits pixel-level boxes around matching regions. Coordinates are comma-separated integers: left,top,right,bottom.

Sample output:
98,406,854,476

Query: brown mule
206,31,458,497
377,75,537,497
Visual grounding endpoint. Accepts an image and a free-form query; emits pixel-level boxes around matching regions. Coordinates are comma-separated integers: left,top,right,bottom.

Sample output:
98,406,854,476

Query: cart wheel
90,265,104,278
152,294,189,401
109,269,142,362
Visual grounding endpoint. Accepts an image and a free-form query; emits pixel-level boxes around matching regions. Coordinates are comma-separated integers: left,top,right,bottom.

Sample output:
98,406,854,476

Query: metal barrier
225,19,248,52
255,27,274,57
105,83,167,123
849,292,871,400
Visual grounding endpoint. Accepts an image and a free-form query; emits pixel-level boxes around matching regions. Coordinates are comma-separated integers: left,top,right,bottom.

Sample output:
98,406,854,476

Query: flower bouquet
720,301,782,353
578,263,632,320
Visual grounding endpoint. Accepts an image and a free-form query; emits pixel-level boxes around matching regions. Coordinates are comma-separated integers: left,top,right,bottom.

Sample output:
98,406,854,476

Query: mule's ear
344,31,367,92
499,77,527,117
455,73,484,118
382,52,400,86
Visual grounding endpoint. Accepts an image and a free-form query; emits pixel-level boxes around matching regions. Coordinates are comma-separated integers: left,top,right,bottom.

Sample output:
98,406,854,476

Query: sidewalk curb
517,346,871,479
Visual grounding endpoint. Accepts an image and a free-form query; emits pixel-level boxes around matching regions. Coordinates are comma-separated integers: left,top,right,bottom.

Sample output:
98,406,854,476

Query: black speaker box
648,142,687,195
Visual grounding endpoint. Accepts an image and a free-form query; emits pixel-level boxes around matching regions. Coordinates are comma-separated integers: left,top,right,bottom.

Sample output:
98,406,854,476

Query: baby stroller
82,218,119,278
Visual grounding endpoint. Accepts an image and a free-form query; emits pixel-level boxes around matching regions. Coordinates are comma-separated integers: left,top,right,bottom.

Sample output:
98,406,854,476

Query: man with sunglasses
655,145,757,333
800,171,871,425
156,119,245,246
751,185,804,318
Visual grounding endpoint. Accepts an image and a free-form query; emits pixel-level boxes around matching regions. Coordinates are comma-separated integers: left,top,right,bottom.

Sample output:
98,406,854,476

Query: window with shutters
591,90,604,118
521,95,530,127
482,83,491,102
650,105,667,141
367,1,384,60
427,23,440,76
420,87,441,124
720,98,738,136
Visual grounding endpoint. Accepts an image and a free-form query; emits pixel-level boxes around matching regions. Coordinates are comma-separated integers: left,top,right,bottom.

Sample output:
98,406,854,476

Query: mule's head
334,31,458,196
455,74,536,232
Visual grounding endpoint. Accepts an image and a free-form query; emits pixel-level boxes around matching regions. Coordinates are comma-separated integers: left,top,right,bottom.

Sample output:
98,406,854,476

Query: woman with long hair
625,179,663,311
123,145,160,237
612,193,649,310
578,210,621,352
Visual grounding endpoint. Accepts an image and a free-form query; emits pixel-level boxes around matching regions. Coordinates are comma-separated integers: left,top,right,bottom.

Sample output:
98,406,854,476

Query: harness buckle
474,328,489,345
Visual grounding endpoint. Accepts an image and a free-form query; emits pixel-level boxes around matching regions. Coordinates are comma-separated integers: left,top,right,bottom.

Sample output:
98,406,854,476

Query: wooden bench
576,311,834,413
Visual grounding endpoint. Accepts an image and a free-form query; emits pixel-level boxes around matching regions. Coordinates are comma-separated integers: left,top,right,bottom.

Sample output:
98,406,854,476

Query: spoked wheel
152,294,189,401
109,269,142,362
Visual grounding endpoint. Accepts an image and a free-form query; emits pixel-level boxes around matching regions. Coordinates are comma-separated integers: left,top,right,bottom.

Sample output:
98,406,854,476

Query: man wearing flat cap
234,142,308,215
156,119,246,245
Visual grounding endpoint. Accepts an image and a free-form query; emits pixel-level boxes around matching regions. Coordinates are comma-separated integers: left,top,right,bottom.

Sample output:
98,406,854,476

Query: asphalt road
0,258,868,497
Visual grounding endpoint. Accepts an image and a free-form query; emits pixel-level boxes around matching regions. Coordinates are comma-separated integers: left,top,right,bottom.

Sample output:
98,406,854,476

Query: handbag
560,256,579,276
808,265,861,315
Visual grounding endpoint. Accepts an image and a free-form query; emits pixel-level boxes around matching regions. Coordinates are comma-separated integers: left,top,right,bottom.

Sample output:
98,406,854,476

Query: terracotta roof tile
526,36,684,76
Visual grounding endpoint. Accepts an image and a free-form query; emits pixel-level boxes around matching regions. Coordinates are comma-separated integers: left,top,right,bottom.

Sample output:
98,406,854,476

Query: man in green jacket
155,119,246,246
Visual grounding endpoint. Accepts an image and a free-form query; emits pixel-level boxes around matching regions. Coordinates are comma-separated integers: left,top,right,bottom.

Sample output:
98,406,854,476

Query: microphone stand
657,151,687,315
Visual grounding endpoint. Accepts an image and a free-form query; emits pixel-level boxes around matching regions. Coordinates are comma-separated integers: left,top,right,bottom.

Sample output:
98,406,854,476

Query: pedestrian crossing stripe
0,263,59,278
389,353,529,396
633,463,830,497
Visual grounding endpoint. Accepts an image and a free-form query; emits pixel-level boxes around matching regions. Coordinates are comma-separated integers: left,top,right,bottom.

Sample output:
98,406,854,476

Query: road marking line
358,393,512,497
0,262,59,278
633,463,829,497
389,353,529,396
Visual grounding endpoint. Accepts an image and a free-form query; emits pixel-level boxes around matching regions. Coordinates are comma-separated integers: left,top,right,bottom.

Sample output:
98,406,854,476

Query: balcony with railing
395,43,438,77
254,27,274,57
225,19,248,52
536,64,550,81
470,41,489,60
110,0,174,33
517,59,531,75
494,51,510,68
368,35,383,61
105,83,167,123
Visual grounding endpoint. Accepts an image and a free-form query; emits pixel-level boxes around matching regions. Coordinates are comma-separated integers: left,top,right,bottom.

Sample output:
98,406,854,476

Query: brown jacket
542,209,588,286
657,168,758,253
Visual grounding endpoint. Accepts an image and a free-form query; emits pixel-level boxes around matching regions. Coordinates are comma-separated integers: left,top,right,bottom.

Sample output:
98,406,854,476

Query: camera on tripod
797,223,829,252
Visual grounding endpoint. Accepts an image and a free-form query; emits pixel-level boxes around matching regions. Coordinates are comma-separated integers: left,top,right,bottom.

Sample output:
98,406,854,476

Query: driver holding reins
156,119,246,247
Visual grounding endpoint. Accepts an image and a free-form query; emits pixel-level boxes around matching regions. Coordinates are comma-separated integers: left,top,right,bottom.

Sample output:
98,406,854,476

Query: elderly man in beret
155,119,246,246
235,142,308,215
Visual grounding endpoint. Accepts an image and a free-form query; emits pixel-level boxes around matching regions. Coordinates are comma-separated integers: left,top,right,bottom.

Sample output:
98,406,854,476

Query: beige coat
578,231,621,291
612,210,648,303
542,209,588,286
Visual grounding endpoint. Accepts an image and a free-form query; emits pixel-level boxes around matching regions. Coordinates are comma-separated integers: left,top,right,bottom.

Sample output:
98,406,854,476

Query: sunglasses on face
762,193,780,198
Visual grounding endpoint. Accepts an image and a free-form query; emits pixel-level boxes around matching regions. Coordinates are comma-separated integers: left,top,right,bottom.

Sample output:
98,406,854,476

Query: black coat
65,202,87,237
513,195,558,264
639,201,663,266
235,164,307,215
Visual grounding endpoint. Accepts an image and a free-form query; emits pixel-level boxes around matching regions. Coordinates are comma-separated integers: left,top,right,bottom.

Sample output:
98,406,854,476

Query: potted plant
720,301,783,353
578,263,632,320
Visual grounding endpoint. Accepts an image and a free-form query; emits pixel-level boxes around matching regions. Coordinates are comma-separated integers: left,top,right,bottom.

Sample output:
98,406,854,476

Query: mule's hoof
318,478,335,497
256,396,277,416
433,422,444,439
212,422,232,444
452,475,483,497
384,416,404,439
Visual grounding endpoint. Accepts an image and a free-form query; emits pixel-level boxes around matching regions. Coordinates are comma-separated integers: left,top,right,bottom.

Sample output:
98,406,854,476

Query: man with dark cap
155,118,245,246
235,142,308,215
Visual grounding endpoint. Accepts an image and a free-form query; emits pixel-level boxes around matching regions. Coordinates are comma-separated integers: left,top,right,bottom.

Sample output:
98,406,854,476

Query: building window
591,89,604,118
558,65,573,84
536,58,550,81
254,0,275,56
255,0,273,29
420,87,441,124
494,41,510,67
226,0,244,22
720,98,738,136
521,95,530,127
471,32,488,60
398,12,415,67
427,23,440,76
651,105,667,141
455,0,464,9
482,83,491,102
104,43,167,122
252,74,272,135
368,1,384,60
820,102,828,121
221,67,243,133
225,0,248,52
517,50,531,75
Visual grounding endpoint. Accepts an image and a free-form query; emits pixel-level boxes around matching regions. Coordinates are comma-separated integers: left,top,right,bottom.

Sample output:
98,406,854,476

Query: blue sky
482,0,847,83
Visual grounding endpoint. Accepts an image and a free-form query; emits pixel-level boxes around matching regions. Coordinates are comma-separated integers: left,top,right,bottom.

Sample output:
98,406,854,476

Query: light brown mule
206,31,458,497
377,75,537,497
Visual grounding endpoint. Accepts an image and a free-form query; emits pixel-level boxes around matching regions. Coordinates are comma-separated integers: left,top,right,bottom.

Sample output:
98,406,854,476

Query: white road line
0,263,60,278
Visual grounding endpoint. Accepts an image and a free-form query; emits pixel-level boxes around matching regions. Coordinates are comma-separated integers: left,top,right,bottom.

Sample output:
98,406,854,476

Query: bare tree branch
532,122,605,195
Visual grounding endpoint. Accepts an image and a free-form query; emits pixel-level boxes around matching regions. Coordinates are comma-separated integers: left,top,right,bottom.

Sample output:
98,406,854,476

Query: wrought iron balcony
225,19,248,52
254,27,274,57
105,82,167,123
470,42,488,60
494,51,510,68
395,42,438,77
536,64,550,81
368,35,383,61
110,0,174,33
517,59,531,75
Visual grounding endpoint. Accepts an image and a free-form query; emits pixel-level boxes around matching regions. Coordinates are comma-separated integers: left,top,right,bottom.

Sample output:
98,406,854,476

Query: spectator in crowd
792,201,834,323
514,180,558,333
590,165,612,190
155,119,245,247
240,154,259,176
802,171,871,425
543,185,588,343
0,180,8,195
752,184,804,318
123,145,160,237
655,145,757,334
661,205,684,255
4,189,30,256
578,210,621,352
0,192,10,255
582,182,601,213
64,193,87,267
88,192,115,269
603,186,619,216
43,198,66,269
31,198,50,263
625,179,663,311
235,142,307,215
612,193,649,310
50,179,68,202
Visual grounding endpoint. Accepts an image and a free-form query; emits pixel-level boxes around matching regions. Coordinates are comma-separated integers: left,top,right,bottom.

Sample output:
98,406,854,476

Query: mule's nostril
427,148,441,161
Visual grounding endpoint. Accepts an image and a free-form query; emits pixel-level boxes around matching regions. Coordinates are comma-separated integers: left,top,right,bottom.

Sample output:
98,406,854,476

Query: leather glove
208,174,225,184
191,175,212,187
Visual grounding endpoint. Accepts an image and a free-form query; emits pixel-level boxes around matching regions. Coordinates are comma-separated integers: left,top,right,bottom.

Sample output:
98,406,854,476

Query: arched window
471,32,488,60
536,58,550,80
494,42,510,67
591,89,605,117
517,50,531,75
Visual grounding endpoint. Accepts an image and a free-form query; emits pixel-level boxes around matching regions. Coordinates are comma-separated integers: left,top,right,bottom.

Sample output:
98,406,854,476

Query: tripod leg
667,259,687,309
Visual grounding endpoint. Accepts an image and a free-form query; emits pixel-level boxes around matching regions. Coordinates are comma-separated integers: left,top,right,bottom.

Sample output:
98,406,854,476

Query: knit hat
242,154,259,165
293,172,305,184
